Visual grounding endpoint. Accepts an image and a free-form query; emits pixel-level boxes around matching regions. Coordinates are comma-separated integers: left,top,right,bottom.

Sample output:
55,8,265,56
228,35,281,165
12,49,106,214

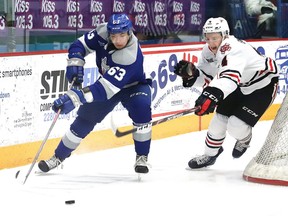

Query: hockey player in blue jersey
38,14,152,174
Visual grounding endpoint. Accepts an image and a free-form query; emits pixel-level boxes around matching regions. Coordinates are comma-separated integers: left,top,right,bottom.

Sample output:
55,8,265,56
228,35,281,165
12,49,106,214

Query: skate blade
136,171,149,181
137,173,142,181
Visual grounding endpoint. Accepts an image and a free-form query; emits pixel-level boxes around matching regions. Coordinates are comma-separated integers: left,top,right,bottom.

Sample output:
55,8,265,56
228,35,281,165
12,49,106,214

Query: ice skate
134,155,149,174
38,155,63,173
188,147,223,169
232,133,252,158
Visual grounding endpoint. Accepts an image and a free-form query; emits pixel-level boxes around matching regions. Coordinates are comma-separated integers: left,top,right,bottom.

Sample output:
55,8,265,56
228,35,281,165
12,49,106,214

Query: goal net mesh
243,93,288,185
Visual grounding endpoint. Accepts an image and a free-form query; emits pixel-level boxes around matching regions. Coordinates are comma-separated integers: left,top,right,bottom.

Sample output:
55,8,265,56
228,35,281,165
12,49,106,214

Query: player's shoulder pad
111,34,140,66
217,36,243,60
95,23,109,40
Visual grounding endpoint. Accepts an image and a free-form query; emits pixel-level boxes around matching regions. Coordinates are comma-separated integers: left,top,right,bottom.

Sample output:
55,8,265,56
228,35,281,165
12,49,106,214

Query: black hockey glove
174,60,199,87
174,60,199,78
195,86,224,116
182,76,198,87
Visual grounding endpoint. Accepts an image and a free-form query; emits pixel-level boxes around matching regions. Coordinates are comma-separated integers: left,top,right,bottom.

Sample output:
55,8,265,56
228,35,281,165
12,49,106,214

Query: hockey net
243,93,288,186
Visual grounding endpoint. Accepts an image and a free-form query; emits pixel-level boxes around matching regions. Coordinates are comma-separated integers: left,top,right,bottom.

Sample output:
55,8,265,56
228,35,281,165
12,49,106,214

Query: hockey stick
22,109,61,184
111,106,200,137
20,80,77,184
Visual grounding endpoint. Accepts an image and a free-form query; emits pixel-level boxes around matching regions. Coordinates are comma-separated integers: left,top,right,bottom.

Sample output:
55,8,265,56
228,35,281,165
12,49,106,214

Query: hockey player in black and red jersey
38,14,152,174
173,17,279,169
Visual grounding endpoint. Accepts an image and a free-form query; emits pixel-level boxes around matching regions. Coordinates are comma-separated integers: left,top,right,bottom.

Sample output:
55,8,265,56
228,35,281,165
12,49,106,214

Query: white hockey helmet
203,17,230,37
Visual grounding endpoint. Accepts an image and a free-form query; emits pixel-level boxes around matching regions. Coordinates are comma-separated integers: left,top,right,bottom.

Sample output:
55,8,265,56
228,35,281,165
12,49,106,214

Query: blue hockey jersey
68,23,150,101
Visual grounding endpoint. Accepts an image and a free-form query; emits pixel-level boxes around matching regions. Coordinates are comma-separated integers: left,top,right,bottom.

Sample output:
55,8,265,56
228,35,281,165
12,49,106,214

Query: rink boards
0,39,287,169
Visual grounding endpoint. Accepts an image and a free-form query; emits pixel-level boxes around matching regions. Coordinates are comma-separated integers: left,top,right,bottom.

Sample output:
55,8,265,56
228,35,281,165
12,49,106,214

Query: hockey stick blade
113,106,200,137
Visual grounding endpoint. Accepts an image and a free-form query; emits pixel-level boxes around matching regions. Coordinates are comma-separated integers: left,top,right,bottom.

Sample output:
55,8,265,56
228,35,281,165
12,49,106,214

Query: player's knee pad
61,116,96,150
133,122,152,142
126,86,152,124
227,115,252,140
70,116,96,138
208,113,228,138
62,129,82,150
128,103,151,124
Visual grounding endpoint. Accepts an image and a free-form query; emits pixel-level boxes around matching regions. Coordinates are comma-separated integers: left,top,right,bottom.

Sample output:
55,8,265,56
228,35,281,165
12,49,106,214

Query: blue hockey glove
66,53,85,84
52,89,87,114
195,86,224,116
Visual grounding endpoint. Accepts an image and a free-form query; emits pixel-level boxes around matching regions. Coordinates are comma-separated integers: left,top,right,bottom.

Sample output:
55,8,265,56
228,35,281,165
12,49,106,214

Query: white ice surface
1,120,287,216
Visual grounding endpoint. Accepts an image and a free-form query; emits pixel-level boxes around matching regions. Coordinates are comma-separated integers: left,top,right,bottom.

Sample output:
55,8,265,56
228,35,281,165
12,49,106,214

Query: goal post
243,92,288,186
